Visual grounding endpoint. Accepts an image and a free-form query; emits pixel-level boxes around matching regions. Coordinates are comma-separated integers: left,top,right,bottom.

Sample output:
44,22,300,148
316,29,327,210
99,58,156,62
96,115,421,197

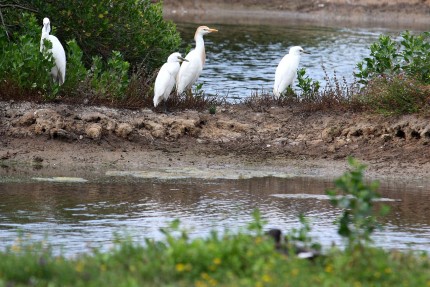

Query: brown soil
2,100,430,182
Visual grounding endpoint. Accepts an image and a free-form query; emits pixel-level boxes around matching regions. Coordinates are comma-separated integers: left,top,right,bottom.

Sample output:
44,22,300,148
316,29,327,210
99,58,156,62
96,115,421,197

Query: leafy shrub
30,0,181,72
296,67,320,101
355,31,430,84
89,52,130,100
62,39,87,93
0,14,54,95
327,158,390,248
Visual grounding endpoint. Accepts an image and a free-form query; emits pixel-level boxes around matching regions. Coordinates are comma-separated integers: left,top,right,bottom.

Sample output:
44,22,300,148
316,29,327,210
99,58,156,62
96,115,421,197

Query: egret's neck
42,24,51,37
194,33,206,64
194,33,205,51
40,26,50,52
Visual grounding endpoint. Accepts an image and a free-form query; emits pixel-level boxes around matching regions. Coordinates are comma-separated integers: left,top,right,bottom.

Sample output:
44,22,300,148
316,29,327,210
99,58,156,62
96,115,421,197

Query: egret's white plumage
40,17,66,85
176,26,218,94
273,46,309,98
153,52,187,108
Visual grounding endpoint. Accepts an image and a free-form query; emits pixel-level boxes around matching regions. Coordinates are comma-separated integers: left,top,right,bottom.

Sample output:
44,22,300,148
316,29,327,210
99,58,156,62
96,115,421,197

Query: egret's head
195,26,218,37
167,52,188,63
289,46,310,55
42,17,51,34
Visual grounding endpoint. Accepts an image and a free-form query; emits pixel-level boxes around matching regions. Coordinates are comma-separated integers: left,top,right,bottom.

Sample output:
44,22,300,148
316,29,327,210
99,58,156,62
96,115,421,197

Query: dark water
175,22,396,99
1,176,429,256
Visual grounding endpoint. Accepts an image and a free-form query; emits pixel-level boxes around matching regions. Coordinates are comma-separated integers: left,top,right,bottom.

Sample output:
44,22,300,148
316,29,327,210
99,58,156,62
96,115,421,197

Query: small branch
0,8,9,41
0,4,37,13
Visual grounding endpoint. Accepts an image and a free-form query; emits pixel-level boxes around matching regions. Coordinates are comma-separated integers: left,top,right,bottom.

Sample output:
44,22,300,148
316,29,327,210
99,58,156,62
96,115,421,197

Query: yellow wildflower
11,244,20,252
176,263,186,272
325,264,333,273
195,281,207,287
262,274,272,283
255,236,262,244
75,261,84,273
213,258,221,265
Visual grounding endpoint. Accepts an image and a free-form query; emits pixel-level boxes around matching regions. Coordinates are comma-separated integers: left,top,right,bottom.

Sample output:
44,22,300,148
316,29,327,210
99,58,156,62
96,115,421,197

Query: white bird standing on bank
176,26,218,95
153,52,188,109
273,46,309,98
40,17,66,85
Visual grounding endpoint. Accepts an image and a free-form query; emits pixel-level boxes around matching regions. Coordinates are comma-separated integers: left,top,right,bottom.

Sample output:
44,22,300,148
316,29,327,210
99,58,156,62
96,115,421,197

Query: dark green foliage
0,1,214,108
89,51,130,99
0,14,54,95
62,39,87,93
296,67,320,101
29,0,181,72
355,31,430,84
400,31,430,83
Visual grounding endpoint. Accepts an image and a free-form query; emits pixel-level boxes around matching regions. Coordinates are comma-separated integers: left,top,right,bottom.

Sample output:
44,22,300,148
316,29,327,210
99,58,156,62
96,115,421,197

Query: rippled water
1,176,429,256
175,23,398,99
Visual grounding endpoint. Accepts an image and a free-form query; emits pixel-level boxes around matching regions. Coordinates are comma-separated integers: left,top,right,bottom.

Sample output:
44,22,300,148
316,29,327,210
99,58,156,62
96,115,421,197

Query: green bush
90,51,130,99
0,14,54,94
29,0,181,72
355,31,430,84
62,39,87,93
0,1,180,103
296,67,321,101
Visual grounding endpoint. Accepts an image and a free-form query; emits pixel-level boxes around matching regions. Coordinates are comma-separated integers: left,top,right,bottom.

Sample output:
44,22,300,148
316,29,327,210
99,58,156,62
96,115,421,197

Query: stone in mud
33,109,63,135
16,111,36,126
166,119,201,140
116,123,133,139
49,128,77,141
85,123,103,140
77,111,106,122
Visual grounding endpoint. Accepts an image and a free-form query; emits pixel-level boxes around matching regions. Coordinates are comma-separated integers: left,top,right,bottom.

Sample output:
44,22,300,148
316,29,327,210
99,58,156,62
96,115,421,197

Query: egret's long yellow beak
208,28,218,33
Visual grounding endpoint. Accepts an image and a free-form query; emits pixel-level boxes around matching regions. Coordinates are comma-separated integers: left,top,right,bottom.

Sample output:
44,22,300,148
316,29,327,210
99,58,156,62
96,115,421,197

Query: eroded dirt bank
1,101,430,181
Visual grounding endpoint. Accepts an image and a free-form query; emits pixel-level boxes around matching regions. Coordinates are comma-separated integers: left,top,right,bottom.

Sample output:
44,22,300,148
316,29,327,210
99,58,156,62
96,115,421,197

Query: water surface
175,23,396,99
1,176,429,256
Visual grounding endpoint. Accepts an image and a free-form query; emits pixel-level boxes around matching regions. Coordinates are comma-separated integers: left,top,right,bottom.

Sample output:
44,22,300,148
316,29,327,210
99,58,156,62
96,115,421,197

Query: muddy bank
1,100,430,182
162,0,430,30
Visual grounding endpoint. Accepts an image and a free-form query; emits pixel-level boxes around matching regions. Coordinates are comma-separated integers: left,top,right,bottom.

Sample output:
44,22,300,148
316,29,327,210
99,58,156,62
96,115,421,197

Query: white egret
176,26,218,95
40,17,66,85
153,52,188,110
273,46,309,98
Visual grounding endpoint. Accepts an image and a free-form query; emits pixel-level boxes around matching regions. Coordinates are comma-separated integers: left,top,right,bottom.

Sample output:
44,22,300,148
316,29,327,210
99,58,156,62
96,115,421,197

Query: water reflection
175,23,393,98
0,177,429,256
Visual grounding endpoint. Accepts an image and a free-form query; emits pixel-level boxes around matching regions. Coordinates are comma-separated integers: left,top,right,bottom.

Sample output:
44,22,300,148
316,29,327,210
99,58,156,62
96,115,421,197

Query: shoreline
162,5,430,31
2,100,430,184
